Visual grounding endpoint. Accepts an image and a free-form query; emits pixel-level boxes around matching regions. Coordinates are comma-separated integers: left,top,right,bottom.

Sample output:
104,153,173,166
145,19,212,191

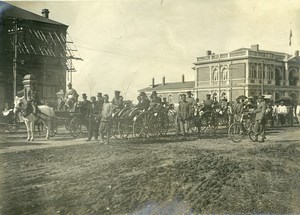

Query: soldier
96,92,104,110
252,95,267,142
99,94,114,144
178,94,190,135
186,91,194,105
150,91,162,103
81,93,91,118
136,92,150,111
86,96,101,141
65,83,79,109
112,90,124,109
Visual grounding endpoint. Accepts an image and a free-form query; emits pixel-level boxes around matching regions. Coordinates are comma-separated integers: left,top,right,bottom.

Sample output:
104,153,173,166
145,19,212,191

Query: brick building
0,2,68,109
194,45,300,102
138,75,195,104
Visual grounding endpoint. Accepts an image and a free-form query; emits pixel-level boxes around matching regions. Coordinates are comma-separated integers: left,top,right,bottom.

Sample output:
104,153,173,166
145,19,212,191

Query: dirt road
0,126,299,214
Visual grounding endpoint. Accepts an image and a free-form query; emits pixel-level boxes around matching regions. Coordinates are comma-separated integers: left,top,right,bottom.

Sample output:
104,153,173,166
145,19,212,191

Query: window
213,68,218,81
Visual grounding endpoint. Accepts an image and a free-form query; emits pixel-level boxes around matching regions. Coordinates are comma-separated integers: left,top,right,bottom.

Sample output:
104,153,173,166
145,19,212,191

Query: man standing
252,95,267,142
112,90,124,109
99,94,114,144
277,101,287,126
86,96,101,141
96,92,104,110
178,94,190,135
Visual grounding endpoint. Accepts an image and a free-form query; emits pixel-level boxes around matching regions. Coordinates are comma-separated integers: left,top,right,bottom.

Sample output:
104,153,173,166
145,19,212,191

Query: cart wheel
70,117,82,138
8,124,18,133
118,121,131,139
228,123,245,143
159,115,169,136
133,114,146,138
148,117,159,137
111,120,120,139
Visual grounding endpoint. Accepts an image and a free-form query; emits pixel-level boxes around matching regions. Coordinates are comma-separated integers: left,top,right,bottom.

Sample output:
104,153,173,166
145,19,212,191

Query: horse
13,96,55,141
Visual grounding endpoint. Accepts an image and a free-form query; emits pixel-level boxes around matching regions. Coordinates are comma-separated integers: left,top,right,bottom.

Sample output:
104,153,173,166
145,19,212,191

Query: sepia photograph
0,0,300,214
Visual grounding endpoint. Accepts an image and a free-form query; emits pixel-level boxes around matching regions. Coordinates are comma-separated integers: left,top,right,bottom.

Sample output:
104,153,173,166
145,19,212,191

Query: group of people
60,83,124,143
57,82,299,143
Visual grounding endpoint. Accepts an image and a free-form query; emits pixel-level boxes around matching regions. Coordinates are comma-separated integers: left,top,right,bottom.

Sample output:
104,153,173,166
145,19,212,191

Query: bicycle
228,112,256,142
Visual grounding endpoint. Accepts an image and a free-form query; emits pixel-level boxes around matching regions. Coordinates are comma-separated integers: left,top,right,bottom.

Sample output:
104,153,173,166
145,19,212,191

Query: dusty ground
0,126,299,215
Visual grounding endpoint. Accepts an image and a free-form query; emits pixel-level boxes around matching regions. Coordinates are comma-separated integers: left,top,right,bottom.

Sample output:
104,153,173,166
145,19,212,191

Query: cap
152,91,157,95
97,92,102,97
139,92,146,97
91,96,96,100
115,90,121,94
206,94,211,97
187,91,192,94
82,93,87,98
67,82,72,86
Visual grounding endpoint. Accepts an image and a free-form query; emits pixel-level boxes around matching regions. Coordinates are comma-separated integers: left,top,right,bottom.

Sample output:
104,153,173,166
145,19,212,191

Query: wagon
51,103,88,138
0,110,20,134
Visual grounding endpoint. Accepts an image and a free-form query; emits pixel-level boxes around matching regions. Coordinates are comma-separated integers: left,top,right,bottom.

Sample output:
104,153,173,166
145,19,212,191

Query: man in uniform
96,92,104,110
81,93,91,120
86,96,101,141
112,90,124,109
64,83,79,109
252,95,267,142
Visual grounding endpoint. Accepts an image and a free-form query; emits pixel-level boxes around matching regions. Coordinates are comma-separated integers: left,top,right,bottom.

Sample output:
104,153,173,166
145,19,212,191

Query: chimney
295,50,299,57
251,44,259,52
41,9,50,19
206,50,212,56
182,74,185,83
152,77,155,88
162,76,166,85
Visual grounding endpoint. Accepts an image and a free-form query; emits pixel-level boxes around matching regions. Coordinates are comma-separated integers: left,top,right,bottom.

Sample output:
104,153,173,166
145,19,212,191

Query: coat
178,101,190,121
253,100,266,121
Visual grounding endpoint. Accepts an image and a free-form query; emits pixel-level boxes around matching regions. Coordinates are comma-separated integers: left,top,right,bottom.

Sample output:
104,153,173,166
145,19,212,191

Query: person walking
252,95,267,142
99,94,114,144
86,96,101,141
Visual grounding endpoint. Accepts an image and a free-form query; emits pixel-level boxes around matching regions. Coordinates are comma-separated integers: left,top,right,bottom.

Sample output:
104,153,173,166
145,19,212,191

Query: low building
194,44,300,102
138,75,195,104
0,2,68,109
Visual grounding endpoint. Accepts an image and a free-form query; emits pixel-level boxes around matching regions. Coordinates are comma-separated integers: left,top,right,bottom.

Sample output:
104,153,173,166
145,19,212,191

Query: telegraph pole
12,19,18,100
8,19,22,100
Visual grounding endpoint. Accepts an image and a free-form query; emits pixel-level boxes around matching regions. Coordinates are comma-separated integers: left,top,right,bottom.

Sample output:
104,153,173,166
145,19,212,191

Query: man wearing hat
112,90,124,109
96,92,104,110
252,95,267,142
64,83,79,109
203,94,213,109
136,92,150,110
150,91,162,103
86,96,101,141
80,93,90,117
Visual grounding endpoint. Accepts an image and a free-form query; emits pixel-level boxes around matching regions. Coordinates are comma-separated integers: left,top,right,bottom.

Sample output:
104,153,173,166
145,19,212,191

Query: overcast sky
7,0,300,100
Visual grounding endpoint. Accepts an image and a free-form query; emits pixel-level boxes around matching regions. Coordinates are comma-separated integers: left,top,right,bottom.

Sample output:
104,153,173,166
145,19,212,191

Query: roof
139,81,195,92
231,47,288,56
0,1,67,27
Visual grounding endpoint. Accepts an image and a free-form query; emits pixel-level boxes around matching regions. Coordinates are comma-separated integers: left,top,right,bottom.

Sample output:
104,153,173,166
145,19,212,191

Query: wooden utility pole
12,19,18,100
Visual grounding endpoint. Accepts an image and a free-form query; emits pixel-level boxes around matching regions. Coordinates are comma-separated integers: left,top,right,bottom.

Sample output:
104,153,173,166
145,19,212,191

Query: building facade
0,2,68,109
194,45,300,102
138,75,195,104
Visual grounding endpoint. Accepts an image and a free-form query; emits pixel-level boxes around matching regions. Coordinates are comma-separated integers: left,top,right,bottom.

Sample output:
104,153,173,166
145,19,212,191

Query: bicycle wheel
248,122,256,142
228,123,245,143
133,114,146,138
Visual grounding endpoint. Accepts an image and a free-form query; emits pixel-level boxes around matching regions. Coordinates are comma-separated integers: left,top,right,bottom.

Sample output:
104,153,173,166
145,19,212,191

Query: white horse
13,96,55,141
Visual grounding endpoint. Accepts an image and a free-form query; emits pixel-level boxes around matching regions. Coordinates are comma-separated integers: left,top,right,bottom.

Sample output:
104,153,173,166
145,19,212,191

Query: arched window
213,68,218,81
222,68,228,80
275,68,281,86
289,69,299,86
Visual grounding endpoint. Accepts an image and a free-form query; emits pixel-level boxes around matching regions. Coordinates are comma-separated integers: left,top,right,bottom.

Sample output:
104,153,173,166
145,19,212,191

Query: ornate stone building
194,44,300,102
